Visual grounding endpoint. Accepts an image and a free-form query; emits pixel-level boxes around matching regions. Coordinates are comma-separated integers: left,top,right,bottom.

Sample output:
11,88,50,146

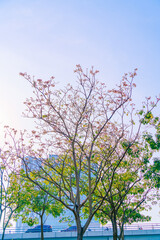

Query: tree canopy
3,65,160,240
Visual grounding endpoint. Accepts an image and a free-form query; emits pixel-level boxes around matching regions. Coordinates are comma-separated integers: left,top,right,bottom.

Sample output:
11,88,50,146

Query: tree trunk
119,225,124,240
77,230,83,240
111,215,118,240
74,206,84,240
1,228,6,240
2,218,6,240
121,229,124,240
40,214,44,240
1,210,13,240
76,219,83,240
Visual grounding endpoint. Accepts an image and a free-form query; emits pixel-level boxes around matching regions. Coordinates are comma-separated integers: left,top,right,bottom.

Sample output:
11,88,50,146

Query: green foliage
22,216,39,227
141,112,154,125
121,141,140,158
0,166,26,240
10,171,64,227
143,121,160,188
93,131,157,239
144,134,157,150
145,158,160,188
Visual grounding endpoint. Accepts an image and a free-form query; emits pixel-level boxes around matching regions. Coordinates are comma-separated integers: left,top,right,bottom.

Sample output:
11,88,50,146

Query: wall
1,229,160,240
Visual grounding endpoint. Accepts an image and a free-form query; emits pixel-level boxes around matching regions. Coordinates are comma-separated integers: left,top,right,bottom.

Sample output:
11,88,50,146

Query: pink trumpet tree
4,65,160,240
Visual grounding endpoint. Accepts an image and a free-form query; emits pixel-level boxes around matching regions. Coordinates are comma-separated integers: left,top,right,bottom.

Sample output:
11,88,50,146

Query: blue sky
0,0,160,221
0,0,160,131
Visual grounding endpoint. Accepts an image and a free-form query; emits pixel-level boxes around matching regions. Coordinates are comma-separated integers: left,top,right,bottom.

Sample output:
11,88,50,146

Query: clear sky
0,0,160,222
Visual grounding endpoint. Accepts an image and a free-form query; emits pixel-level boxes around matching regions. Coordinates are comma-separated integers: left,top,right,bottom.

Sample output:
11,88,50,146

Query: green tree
0,164,22,240
144,120,160,188
144,124,160,214
95,164,152,240
10,171,63,240
87,134,155,240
